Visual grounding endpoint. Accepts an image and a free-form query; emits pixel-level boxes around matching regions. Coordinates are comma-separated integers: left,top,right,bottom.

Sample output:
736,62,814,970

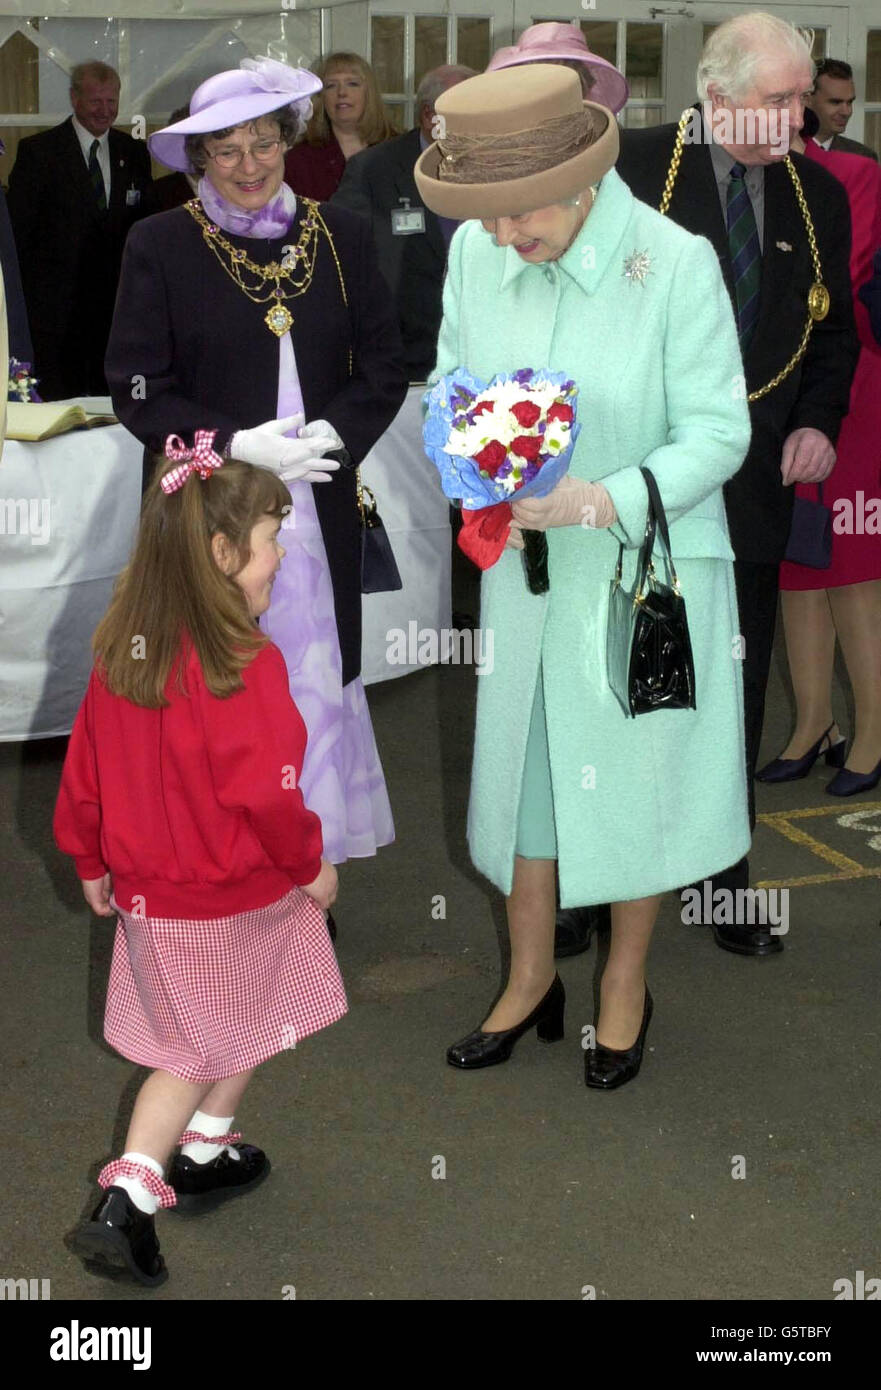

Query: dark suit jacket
6,117,152,398
829,134,879,163
104,200,407,685
332,128,448,379
616,118,859,563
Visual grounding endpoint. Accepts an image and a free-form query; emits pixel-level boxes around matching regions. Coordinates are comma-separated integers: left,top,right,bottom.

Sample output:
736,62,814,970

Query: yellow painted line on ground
756,868,881,889
758,800,881,822
758,816,865,871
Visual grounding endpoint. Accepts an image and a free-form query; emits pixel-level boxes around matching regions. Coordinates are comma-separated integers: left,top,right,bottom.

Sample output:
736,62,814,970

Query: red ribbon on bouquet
458,501,513,569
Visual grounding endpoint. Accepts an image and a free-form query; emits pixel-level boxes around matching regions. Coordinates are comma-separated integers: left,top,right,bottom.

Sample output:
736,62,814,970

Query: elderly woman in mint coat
418,64,752,1088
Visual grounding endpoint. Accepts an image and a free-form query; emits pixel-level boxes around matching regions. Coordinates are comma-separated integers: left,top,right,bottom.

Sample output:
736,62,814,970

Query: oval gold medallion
808,283,830,321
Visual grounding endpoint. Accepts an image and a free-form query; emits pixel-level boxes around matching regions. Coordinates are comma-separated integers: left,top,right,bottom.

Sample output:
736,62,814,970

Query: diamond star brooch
623,250,653,285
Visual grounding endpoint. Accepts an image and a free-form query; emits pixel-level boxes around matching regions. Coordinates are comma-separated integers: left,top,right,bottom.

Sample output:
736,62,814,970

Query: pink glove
511,475,617,532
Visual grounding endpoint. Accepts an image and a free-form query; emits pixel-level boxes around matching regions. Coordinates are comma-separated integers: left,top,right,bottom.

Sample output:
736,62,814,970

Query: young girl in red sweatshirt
54,434,347,1288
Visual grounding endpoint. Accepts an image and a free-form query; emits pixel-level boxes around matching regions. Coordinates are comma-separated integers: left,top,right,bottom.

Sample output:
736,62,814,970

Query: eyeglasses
206,138,282,170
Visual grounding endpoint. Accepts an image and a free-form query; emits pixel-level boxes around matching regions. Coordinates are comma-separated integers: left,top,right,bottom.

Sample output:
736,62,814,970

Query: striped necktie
726,161,760,350
88,137,107,211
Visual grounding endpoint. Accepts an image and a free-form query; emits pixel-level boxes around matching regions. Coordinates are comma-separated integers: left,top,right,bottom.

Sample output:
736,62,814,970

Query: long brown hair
93,456,291,707
304,52,396,148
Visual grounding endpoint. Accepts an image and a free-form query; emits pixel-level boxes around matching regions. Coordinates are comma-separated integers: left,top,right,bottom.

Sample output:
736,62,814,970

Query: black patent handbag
606,466,696,718
358,469,403,594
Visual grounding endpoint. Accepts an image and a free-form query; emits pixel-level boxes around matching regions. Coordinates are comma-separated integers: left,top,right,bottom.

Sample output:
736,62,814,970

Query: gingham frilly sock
179,1109,242,1164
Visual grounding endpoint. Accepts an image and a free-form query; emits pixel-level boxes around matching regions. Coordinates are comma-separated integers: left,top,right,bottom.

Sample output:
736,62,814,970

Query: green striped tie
88,138,107,211
726,162,761,350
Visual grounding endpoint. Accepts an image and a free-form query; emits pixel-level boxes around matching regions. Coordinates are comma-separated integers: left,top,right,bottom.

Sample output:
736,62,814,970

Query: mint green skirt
515,665,558,860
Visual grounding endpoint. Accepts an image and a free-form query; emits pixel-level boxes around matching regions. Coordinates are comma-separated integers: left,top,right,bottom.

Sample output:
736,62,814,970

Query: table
0,387,450,740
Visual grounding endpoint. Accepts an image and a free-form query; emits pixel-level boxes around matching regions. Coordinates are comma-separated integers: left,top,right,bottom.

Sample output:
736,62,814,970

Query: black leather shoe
826,756,881,797
167,1143,271,1215
755,722,846,783
585,987,653,1090
713,921,784,955
446,974,565,1069
69,1186,168,1287
326,911,337,943
554,904,609,958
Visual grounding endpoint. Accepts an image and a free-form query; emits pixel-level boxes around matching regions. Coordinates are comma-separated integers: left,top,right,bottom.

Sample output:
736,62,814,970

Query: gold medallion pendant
266,301,294,337
808,283,830,322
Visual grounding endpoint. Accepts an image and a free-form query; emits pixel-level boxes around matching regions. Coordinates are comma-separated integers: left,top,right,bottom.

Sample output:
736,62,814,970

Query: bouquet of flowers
423,368,579,593
8,357,41,404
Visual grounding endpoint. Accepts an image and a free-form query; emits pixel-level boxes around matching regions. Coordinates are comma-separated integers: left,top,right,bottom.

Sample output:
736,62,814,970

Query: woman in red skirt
54,436,347,1287
761,122,881,796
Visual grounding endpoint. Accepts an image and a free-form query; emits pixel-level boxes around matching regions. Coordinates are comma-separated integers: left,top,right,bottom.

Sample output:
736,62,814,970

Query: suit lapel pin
776,240,793,251
623,250,652,285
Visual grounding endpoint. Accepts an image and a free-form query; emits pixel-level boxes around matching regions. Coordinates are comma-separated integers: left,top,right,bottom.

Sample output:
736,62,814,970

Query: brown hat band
437,108,600,186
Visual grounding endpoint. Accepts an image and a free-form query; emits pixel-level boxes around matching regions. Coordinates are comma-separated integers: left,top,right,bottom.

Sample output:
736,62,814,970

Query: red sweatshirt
53,641,323,919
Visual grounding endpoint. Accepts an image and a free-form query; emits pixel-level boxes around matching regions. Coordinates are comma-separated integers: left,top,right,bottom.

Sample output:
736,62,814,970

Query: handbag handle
638,466,682,597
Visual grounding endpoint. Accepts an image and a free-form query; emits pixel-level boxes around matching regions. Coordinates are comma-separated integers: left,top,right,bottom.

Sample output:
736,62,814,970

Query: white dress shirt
71,115,110,202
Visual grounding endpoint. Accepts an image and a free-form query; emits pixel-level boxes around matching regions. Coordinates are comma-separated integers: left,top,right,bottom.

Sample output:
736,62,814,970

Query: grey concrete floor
1,581,880,1302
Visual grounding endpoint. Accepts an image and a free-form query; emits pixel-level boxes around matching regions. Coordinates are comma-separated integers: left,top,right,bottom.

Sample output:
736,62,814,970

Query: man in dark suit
806,59,879,162
616,12,859,955
7,61,152,399
331,64,475,380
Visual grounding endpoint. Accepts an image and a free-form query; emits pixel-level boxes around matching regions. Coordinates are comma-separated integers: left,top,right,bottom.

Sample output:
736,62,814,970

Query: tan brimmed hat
414,64,619,219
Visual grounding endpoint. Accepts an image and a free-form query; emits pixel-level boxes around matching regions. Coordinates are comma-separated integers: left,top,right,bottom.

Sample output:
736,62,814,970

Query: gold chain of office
184,196,350,340
659,108,830,404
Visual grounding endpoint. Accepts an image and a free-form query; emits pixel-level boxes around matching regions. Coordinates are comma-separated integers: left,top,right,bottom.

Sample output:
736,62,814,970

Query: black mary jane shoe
446,974,565,1069
755,722,846,783
585,986,653,1091
713,921,783,956
167,1143,271,1216
69,1186,168,1287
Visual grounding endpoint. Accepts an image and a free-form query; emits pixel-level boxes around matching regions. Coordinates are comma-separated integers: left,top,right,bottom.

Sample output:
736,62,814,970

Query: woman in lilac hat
488,21,629,114
106,58,407,916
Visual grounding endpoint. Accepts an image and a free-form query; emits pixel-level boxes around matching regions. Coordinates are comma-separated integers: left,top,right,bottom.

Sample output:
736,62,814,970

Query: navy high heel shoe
826,756,881,797
755,722,846,783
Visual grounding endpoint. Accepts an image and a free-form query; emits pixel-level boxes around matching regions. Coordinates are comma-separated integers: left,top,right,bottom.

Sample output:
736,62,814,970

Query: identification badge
391,200,425,235
125,187,140,207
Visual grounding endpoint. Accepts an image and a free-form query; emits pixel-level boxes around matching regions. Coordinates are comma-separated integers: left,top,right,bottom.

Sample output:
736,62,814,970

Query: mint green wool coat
431,168,753,906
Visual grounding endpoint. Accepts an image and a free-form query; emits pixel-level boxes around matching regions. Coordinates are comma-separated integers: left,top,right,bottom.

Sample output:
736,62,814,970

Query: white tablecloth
0,386,450,740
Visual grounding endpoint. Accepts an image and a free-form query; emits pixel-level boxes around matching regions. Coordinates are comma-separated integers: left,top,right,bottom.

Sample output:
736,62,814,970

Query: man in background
806,58,878,161
7,61,152,399
332,64,475,381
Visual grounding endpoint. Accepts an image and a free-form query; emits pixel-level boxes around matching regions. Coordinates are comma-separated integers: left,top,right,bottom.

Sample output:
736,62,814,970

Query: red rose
472,399,494,417
547,401,574,425
474,439,508,474
510,399,541,428
510,433,542,462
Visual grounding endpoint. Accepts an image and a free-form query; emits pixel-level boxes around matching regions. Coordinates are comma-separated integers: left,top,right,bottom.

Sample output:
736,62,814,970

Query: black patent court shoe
69,1186,168,1287
585,986,653,1091
755,722,846,783
446,974,565,1069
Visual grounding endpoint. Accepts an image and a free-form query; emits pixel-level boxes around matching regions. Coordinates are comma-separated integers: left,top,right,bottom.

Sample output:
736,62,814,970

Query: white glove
229,413,341,484
511,475,617,532
297,417,345,451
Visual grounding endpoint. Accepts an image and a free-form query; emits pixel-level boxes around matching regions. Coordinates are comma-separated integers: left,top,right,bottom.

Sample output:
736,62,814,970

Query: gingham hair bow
160,430,224,494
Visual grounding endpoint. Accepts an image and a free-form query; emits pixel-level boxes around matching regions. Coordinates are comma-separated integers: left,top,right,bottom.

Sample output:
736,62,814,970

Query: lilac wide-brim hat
149,56,323,173
487,22,629,116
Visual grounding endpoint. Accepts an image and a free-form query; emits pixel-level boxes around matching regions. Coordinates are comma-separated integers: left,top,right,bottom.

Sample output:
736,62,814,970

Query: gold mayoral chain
659,109,830,404
184,196,343,338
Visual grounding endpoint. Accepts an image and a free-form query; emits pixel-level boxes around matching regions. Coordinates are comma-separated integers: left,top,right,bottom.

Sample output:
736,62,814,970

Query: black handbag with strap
606,466,696,718
357,470,403,594
783,482,832,569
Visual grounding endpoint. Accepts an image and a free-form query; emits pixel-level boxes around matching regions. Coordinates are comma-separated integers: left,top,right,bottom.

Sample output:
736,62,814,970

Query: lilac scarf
198,174,298,239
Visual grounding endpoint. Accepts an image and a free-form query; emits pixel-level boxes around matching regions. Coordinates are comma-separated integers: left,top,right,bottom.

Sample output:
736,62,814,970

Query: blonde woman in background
284,52,395,201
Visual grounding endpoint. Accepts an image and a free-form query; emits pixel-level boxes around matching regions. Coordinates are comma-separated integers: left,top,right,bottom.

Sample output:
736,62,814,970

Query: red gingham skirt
103,888,348,1082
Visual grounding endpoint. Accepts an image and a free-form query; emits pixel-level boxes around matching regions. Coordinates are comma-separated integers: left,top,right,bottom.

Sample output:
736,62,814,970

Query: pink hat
487,22,629,115
149,56,322,173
